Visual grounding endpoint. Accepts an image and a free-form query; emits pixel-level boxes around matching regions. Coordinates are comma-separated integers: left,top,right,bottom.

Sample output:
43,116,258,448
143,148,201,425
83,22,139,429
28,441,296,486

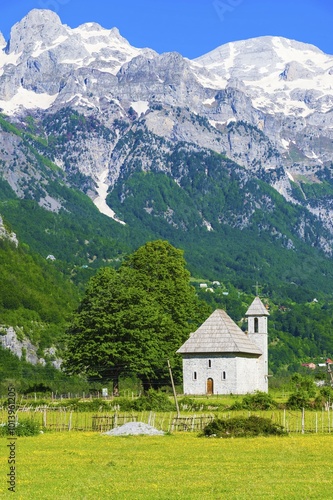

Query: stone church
177,297,269,395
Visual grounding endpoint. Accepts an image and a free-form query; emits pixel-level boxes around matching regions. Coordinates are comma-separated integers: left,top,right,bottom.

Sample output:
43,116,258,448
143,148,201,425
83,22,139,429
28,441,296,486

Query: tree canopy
63,240,211,392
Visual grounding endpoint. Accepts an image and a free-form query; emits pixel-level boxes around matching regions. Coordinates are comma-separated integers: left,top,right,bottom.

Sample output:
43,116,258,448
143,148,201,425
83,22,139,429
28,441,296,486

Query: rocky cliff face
0,326,61,368
0,215,18,246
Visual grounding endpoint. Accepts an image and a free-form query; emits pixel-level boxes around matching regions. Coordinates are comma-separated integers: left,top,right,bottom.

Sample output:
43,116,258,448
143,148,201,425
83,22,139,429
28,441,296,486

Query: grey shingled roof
245,297,270,317
177,309,262,355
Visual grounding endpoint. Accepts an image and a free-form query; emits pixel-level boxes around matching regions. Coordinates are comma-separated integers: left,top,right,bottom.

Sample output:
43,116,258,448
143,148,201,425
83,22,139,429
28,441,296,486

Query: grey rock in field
103,421,165,436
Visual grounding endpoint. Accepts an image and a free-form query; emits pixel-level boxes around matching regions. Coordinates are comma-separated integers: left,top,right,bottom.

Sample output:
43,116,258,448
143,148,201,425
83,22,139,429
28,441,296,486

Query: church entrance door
206,378,214,395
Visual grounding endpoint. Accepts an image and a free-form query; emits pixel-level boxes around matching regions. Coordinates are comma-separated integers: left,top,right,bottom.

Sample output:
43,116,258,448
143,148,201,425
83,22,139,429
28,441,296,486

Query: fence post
328,405,331,433
301,408,305,434
168,413,172,432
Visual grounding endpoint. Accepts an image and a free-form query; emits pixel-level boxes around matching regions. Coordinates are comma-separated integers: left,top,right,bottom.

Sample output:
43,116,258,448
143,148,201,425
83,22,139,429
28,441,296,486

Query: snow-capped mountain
1,9,333,250
1,10,332,166
194,36,333,115
0,9,156,114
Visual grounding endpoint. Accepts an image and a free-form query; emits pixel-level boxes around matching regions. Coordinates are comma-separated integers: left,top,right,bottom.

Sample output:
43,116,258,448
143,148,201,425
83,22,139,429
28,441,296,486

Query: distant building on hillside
301,363,316,370
177,297,269,395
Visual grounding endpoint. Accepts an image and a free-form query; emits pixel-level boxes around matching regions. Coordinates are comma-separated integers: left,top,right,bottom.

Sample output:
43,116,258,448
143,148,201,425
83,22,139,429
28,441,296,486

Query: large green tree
63,240,210,392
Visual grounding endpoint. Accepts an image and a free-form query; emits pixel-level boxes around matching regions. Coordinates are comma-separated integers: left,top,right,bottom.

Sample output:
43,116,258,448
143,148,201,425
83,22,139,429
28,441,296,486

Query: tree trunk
141,378,152,393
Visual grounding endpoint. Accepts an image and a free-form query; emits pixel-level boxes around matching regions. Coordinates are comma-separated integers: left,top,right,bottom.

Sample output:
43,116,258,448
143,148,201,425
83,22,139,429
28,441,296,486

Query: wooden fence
92,414,138,432
170,415,214,432
1,408,332,433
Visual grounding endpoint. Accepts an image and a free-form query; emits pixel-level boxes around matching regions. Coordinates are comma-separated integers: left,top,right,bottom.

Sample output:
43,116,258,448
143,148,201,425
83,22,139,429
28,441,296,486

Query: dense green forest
0,237,77,335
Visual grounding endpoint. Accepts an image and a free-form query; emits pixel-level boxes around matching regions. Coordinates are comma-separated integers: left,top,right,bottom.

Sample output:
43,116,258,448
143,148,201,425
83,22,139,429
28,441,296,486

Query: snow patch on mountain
130,101,149,115
31,35,69,57
0,49,22,76
286,171,295,182
203,97,216,106
93,169,125,224
0,87,57,114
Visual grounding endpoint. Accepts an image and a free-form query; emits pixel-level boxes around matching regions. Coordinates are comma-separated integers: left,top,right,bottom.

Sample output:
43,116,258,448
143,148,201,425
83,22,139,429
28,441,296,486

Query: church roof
245,296,269,317
177,309,262,355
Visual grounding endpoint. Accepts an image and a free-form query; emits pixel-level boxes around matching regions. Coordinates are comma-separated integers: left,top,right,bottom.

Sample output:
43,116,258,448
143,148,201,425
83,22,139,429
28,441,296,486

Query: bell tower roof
245,296,269,317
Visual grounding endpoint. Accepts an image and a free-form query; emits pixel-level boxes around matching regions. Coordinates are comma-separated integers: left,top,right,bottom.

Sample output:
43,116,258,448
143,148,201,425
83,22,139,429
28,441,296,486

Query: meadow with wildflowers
1,432,332,499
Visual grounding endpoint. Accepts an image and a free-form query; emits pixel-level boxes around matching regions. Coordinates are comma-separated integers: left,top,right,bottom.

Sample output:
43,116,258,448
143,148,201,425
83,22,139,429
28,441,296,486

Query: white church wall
235,356,260,394
182,354,262,395
248,334,268,392
182,355,237,395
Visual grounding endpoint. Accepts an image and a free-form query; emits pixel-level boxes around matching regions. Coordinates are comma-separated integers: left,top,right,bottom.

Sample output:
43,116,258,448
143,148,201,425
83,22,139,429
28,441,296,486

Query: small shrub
178,397,203,412
286,391,311,410
313,386,333,409
0,418,41,437
132,389,175,411
114,397,135,412
76,399,112,412
230,391,278,410
290,374,316,398
202,416,287,438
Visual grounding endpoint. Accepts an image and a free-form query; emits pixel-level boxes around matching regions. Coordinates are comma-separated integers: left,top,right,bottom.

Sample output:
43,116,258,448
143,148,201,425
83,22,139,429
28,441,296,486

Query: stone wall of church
182,354,260,395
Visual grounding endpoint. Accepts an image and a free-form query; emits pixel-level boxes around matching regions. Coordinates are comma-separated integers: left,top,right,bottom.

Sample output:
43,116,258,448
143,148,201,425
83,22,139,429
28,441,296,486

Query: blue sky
1,0,332,58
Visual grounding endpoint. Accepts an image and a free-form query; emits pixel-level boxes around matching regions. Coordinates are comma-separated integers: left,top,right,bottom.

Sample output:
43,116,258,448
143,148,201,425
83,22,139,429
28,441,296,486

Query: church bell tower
245,296,269,392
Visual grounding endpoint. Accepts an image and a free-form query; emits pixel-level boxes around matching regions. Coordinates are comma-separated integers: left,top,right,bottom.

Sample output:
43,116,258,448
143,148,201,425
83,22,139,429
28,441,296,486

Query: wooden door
206,378,214,395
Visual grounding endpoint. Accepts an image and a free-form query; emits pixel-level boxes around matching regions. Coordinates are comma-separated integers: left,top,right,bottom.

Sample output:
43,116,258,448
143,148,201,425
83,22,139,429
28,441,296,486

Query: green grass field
1,432,332,499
